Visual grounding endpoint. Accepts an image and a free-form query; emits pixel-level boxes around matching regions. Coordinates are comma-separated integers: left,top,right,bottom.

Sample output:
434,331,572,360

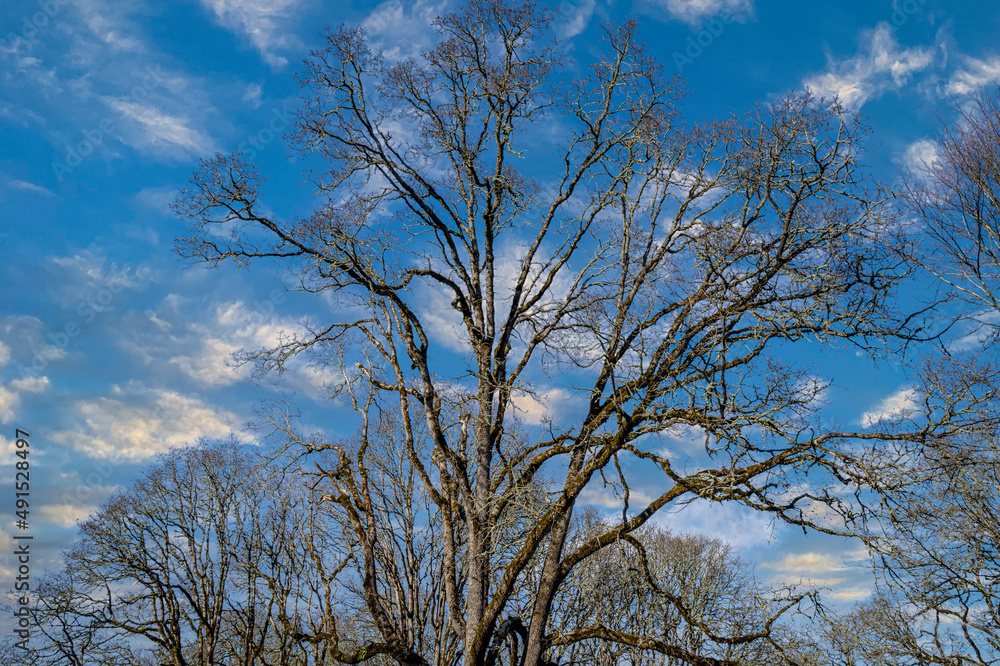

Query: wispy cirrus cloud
198,0,304,67
0,0,226,173
558,0,596,39
361,0,446,61
945,55,1000,96
5,177,54,196
107,99,217,159
650,0,754,26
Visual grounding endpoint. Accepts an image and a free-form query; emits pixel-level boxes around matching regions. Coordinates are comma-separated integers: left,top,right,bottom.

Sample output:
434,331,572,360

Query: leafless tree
19,441,332,666
172,1,997,664
846,432,1000,666
903,88,1000,334
3,571,139,665
546,511,807,665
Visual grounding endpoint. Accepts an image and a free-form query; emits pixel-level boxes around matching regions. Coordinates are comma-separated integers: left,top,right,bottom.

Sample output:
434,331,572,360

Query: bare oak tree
847,432,1000,666
546,512,804,665
173,1,996,664
20,442,339,666
903,87,1000,337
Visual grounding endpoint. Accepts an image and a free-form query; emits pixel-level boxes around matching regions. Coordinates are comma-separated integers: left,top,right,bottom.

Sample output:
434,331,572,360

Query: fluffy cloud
40,503,98,528
170,301,342,392
860,387,921,428
50,382,249,460
765,551,848,586
508,387,577,425
764,547,872,600
121,298,343,397
580,485,657,510
902,138,940,177
804,23,934,109
0,376,50,424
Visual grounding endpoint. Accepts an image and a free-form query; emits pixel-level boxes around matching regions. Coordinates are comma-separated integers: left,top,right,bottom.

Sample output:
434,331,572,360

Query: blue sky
1,0,999,617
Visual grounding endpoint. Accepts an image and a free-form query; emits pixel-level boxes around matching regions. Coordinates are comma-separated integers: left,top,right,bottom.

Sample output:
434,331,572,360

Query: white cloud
0,341,9,367
0,388,16,425
170,301,302,386
108,100,217,159
771,551,847,575
764,548,873,601
133,185,177,215
48,249,148,309
945,56,1000,96
654,498,777,549
76,0,146,53
126,300,344,396
861,387,921,428
902,138,940,177
560,0,596,39
508,387,575,425
829,586,874,602
580,485,656,509
362,0,445,62
765,551,850,587
654,0,754,25
804,23,934,109
199,0,303,67
0,376,49,424
793,375,830,408
40,503,98,528
7,179,54,196
948,309,1000,352
9,376,50,393
171,337,247,386
50,382,249,460
242,83,263,109
4,0,222,170
419,286,471,354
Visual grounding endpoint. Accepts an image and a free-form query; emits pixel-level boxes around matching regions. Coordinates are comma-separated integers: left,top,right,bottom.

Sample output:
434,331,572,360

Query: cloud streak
199,0,303,67
653,0,754,26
